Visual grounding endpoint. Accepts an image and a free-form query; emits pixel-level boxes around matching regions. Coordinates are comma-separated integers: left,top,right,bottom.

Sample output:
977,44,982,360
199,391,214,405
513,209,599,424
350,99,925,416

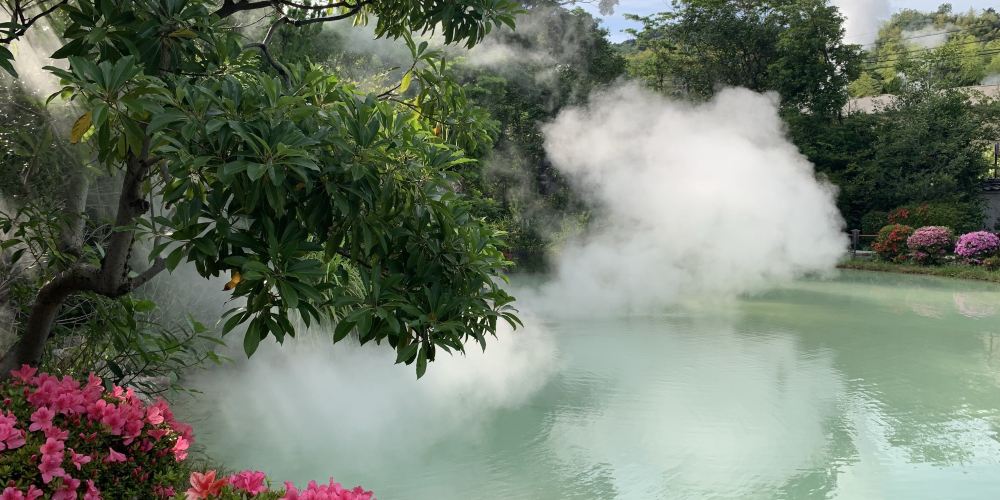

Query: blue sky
583,0,1000,42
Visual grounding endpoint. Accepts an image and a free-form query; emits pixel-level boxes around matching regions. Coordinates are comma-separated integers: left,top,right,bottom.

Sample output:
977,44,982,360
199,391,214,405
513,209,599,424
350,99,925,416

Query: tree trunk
0,266,97,374
0,152,160,378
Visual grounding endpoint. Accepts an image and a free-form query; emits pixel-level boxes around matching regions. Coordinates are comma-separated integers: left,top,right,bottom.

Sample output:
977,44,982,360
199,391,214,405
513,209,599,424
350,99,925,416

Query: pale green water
183,270,1000,499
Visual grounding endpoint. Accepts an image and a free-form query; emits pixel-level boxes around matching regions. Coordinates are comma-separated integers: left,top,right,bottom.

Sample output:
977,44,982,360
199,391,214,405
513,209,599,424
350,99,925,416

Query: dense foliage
622,0,861,118
0,0,525,378
792,86,998,231
458,4,625,269
850,5,1000,96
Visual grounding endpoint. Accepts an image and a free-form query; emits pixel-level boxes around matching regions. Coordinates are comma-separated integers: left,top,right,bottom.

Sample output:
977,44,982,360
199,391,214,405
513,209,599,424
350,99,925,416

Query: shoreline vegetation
838,259,1000,284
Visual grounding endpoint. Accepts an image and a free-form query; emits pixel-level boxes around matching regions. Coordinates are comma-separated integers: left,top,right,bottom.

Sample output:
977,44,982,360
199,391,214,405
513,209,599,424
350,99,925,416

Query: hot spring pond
179,270,1000,499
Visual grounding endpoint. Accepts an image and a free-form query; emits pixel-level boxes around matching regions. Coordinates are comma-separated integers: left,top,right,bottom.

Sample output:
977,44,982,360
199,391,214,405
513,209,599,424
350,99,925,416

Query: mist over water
520,85,846,316
184,318,557,472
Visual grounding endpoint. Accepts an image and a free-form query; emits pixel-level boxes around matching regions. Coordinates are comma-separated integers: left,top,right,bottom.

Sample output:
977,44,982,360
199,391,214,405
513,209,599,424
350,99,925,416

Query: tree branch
0,0,68,44
214,0,274,19
243,42,291,84
0,264,99,375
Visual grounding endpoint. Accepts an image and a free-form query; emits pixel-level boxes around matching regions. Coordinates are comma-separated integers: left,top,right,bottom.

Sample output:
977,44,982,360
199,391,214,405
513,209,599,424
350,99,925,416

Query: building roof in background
845,85,1000,114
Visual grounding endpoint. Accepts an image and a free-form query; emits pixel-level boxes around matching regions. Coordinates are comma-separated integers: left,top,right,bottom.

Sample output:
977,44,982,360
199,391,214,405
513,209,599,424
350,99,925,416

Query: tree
624,0,861,118
0,0,523,378
857,6,1000,92
791,85,1000,230
458,3,625,268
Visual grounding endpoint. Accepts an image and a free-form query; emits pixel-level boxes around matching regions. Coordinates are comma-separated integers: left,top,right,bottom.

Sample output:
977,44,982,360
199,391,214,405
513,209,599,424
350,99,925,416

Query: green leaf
416,344,428,379
333,320,354,342
0,46,16,78
395,342,418,364
133,299,157,312
278,281,299,309
400,70,413,93
243,321,262,357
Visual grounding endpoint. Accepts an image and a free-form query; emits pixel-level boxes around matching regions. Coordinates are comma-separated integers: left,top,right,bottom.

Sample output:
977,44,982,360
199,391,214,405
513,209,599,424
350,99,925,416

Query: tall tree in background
625,0,861,118
852,5,1000,96
459,3,626,268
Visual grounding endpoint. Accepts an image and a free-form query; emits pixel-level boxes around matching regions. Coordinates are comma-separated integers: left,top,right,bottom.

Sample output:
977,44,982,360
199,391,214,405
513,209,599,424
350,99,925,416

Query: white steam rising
520,84,845,315
184,320,556,482
831,0,891,46
900,23,956,50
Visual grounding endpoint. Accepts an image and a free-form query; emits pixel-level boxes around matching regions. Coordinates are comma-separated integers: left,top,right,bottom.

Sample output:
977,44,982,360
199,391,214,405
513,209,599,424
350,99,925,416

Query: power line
863,46,1000,73
861,33,1000,69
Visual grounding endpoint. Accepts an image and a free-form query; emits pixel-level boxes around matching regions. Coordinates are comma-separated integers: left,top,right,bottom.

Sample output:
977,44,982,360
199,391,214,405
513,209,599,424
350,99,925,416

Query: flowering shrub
183,471,374,500
954,231,1000,263
1,368,374,500
873,224,914,262
0,365,194,498
907,226,954,264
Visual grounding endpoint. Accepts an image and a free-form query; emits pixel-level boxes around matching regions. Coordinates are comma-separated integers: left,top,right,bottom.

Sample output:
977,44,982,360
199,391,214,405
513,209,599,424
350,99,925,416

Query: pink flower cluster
4,366,375,499
954,231,1000,260
907,226,954,249
907,226,954,264
186,470,374,500
282,479,374,500
1,365,193,499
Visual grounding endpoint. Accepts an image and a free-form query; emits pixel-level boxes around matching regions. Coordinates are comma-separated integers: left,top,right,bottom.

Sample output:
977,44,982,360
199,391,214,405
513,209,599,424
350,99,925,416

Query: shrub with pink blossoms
2,367,375,500
0,366,193,499
954,231,1000,263
183,470,374,500
906,226,954,264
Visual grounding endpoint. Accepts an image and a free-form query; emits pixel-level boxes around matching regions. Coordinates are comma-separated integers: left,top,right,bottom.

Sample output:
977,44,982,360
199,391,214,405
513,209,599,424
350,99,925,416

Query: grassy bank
838,259,1000,284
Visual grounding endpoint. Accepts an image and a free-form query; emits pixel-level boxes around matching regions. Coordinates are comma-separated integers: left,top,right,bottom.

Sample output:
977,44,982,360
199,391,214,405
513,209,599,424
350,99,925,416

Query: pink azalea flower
153,485,176,498
173,435,190,461
186,470,227,500
70,449,93,470
28,406,55,432
44,425,70,441
10,364,37,383
24,486,42,500
39,454,67,483
0,487,25,500
100,408,126,435
0,411,25,451
52,476,80,500
230,470,268,496
39,436,65,456
83,480,101,500
147,406,165,425
281,479,374,500
105,447,126,463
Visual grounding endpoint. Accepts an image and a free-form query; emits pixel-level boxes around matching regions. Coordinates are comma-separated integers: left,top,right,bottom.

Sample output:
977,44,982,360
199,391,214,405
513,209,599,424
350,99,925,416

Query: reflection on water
181,271,1000,499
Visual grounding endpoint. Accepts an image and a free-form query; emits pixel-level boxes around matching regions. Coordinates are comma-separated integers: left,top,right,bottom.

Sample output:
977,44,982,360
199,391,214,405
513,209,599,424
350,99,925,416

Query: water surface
182,270,1000,499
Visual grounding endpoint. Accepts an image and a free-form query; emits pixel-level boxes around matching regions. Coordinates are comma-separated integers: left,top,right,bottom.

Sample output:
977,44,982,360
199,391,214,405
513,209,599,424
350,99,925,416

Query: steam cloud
184,320,556,483
831,0,891,46
900,23,956,50
520,84,846,315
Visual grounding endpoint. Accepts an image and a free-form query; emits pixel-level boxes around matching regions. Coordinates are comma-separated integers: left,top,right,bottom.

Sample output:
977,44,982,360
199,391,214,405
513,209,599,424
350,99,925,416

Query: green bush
887,202,982,233
860,211,888,235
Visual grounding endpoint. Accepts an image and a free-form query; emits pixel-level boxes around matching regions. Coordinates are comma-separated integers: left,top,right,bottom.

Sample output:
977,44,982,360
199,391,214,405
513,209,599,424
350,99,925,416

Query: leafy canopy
0,0,523,377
